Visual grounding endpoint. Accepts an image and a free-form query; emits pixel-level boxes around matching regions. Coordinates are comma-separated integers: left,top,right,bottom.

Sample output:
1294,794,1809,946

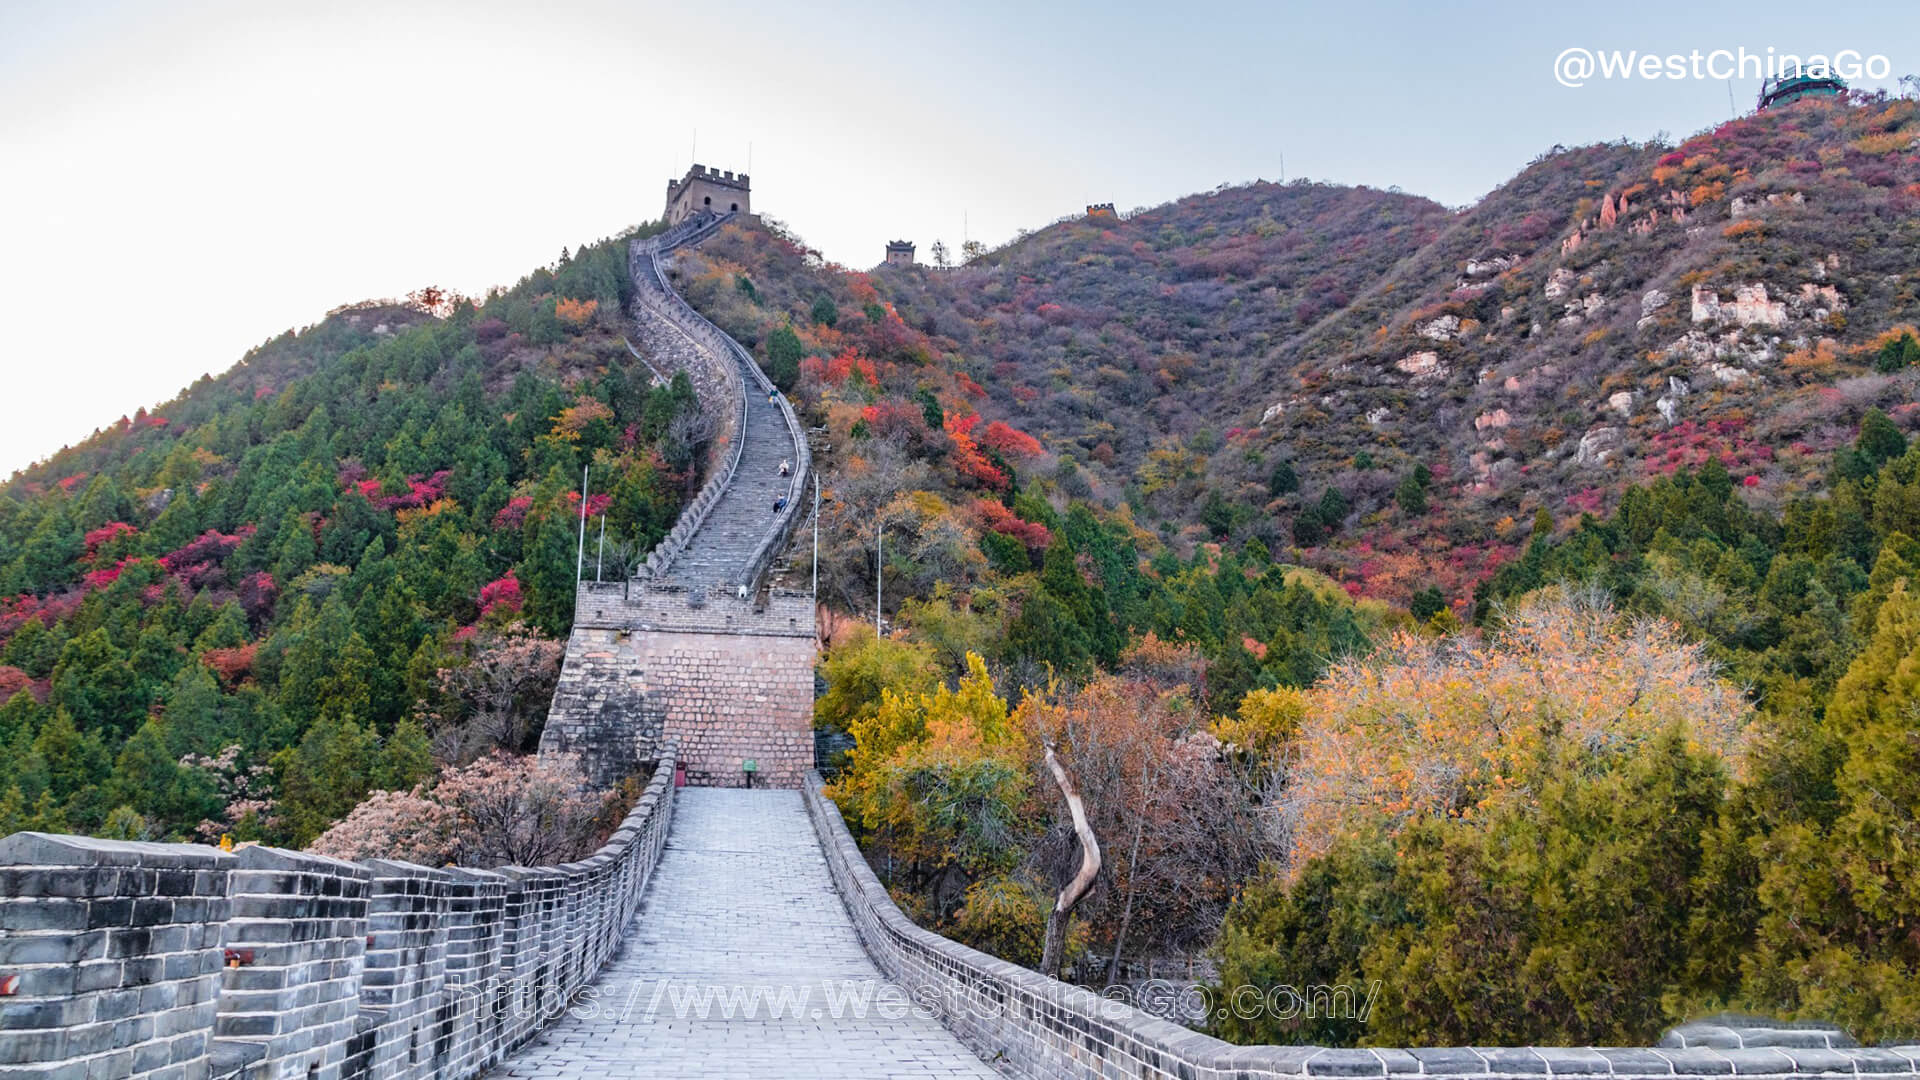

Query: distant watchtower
1758,62,1846,110
1086,202,1117,219
883,240,915,268
665,164,751,225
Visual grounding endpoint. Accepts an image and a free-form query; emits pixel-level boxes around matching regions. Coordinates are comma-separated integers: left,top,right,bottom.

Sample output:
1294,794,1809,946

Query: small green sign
742,759,758,772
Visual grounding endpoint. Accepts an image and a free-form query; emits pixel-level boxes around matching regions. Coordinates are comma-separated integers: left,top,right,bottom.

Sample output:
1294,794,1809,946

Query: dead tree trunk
1039,741,1101,980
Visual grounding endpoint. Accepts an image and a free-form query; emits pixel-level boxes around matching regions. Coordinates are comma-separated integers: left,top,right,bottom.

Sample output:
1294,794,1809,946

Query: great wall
535,211,817,792
4,199,1919,1079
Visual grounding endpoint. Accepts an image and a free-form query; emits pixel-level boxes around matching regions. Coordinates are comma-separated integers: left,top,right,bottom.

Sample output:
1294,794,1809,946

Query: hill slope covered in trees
656,91,1920,1045
0,225,698,845
740,94,1920,613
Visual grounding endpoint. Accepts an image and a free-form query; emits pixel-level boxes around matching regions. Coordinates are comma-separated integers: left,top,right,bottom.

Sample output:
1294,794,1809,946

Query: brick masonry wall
542,584,816,789
800,772,1920,1080
642,628,814,789
0,748,677,1080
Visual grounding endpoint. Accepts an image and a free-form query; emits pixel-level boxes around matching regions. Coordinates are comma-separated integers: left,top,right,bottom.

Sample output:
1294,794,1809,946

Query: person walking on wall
779,459,791,477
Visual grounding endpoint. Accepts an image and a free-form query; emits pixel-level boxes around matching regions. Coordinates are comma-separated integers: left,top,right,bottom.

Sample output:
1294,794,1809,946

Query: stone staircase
623,214,811,595
658,385,795,588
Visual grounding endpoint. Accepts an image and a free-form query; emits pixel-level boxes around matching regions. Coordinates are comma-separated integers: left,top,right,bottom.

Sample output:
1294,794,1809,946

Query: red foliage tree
0,665,34,702
971,499,1052,550
237,572,278,621
982,421,1043,460
201,644,257,686
83,521,137,557
479,572,525,619
491,496,534,531
945,414,1009,490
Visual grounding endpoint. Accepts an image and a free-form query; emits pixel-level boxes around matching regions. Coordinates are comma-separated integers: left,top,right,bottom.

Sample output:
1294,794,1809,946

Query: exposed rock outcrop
1396,350,1447,378
1692,283,1787,328
1576,426,1623,467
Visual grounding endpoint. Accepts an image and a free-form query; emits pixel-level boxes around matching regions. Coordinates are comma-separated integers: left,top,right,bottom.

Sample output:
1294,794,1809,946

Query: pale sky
1,0,1913,475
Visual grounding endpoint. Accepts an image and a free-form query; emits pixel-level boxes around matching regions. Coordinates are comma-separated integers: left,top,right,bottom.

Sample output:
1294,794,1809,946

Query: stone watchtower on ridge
665,163,751,225
883,240,915,267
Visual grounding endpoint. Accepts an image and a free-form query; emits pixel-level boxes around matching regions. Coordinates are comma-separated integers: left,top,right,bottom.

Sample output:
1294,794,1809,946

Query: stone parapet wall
573,582,814,637
799,772,1920,1080
641,629,814,789
0,748,677,1080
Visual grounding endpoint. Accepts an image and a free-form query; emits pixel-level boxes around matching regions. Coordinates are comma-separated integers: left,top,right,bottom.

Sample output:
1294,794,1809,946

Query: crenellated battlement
663,163,751,224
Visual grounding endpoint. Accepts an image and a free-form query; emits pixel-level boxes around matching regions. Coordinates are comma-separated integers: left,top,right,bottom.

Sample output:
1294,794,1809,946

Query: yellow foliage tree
1280,586,1751,871
1212,684,1308,774
549,397,614,442
827,653,1028,903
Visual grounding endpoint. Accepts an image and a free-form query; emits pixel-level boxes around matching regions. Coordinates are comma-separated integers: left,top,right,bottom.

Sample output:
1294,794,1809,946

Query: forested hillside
850,95,1920,612
0,224,693,846
657,91,1920,1045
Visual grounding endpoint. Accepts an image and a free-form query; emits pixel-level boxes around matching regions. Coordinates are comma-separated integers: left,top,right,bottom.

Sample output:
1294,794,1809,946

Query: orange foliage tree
1017,650,1260,979
554,297,599,328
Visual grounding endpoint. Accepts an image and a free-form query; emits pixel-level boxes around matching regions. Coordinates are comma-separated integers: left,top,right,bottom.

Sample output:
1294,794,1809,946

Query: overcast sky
2,0,1913,475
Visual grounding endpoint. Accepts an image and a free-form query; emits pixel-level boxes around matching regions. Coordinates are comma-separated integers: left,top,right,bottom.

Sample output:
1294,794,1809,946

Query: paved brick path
488,789,1002,1078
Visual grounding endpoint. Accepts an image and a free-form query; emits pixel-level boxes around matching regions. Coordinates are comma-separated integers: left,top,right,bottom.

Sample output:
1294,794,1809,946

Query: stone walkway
664,381,796,588
487,789,1002,1078
628,219,804,591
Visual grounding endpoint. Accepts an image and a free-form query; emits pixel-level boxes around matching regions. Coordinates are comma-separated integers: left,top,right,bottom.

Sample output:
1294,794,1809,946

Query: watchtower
883,240,915,267
665,163,751,225
1086,202,1117,219
1758,62,1846,110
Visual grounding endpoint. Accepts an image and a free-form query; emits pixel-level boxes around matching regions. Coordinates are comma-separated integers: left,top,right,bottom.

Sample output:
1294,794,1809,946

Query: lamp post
574,465,589,581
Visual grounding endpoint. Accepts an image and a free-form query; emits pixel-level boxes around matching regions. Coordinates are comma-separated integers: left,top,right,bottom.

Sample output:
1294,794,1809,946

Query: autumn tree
1216,730,1729,1047
1280,586,1751,870
309,752,610,868
814,626,938,735
828,653,1029,922
1021,666,1258,981
422,622,565,761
